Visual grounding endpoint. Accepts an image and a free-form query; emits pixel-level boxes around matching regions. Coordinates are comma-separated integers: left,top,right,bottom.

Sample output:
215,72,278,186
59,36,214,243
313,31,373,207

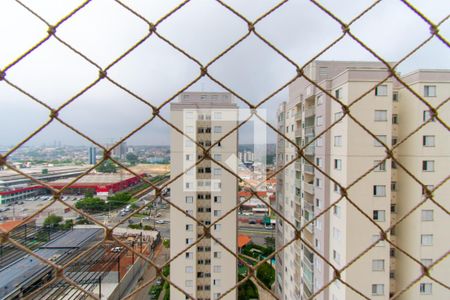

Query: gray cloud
0,0,449,147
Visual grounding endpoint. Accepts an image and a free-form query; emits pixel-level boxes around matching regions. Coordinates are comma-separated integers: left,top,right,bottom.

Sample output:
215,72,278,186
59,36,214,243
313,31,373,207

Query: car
155,220,165,224
249,219,256,224
155,213,162,218
111,247,123,253
143,216,151,221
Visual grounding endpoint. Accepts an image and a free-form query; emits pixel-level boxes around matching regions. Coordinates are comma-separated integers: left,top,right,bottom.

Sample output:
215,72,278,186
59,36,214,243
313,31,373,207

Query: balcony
304,107,315,118
295,128,302,137
304,182,314,194
295,161,301,171
295,111,302,120
305,145,315,156
304,164,314,175
305,127,315,136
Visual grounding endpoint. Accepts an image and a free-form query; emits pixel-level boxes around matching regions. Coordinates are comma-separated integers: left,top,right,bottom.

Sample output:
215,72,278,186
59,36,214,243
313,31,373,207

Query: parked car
111,247,123,253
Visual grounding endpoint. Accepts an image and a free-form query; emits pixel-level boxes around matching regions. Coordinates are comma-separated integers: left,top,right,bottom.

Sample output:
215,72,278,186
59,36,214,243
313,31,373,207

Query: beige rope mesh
0,0,448,299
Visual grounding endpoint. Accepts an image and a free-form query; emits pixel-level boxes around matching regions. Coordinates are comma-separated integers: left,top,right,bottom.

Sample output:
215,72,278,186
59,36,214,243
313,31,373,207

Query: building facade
275,61,450,300
170,92,238,300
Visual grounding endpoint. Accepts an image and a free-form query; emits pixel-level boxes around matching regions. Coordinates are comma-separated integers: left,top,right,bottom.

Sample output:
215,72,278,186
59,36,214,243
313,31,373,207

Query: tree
96,159,117,173
63,219,73,230
256,262,275,289
126,153,139,165
237,275,259,299
43,214,63,228
75,197,106,212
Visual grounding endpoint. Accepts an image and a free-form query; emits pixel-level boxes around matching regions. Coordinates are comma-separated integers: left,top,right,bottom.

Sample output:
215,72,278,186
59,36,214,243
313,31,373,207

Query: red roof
238,234,252,248
0,220,23,233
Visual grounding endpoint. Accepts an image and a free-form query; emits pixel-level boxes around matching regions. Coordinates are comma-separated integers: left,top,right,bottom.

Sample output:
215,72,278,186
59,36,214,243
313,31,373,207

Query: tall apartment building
170,92,238,300
88,146,96,165
275,61,450,300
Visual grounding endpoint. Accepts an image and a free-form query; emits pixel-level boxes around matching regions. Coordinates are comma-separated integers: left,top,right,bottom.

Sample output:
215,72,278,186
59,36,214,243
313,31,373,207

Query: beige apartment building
275,61,449,300
170,92,238,300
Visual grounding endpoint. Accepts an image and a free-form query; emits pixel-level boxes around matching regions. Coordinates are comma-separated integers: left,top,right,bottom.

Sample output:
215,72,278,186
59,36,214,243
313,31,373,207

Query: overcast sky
1,0,449,147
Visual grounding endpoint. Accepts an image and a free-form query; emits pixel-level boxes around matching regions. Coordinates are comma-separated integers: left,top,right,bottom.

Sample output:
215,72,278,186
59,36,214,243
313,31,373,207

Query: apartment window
421,234,433,246
373,185,386,197
375,85,388,96
335,88,342,99
185,224,193,231
316,219,322,230
372,284,384,296
286,126,289,133
334,159,342,170
185,196,193,204
334,182,341,193
391,181,397,192
185,266,193,273
214,224,221,232
422,185,434,195
421,259,433,267
373,210,386,222
185,280,193,287
316,198,321,208
213,168,222,175
374,110,387,121
186,238,194,245
213,293,221,300
185,110,193,118
316,95,323,106
213,112,222,120
393,91,399,101
213,210,222,217
372,234,385,247
315,238,320,250
333,250,341,264
374,160,386,172
420,283,432,295
213,279,221,286
423,135,435,147
392,137,398,145
334,111,343,121
333,205,341,218
186,252,193,259
315,178,322,188
315,137,323,147
423,110,435,122
316,157,322,168
374,135,387,147
372,259,385,271
424,85,436,97
421,210,433,221
214,196,222,203
392,114,398,124
422,160,435,172
332,227,341,241
334,136,342,147
213,154,222,161
214,251,221,258
213,265,221,273
316,116,323,126
213,126,222,133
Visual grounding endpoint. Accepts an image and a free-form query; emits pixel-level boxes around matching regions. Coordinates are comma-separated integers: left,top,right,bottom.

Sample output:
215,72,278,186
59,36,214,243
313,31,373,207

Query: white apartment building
275,61,449,300
170,92,238,300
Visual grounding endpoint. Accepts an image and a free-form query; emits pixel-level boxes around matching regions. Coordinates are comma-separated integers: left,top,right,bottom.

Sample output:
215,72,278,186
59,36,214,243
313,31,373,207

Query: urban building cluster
275,61,449,300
